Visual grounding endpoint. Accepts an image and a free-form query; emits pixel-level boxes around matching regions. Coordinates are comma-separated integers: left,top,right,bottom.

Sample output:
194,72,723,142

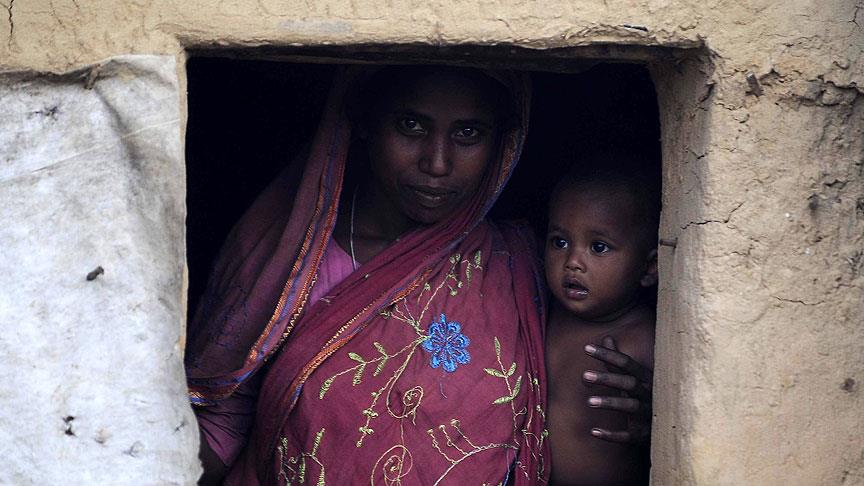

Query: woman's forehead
386,77,498,117
365,66,508,116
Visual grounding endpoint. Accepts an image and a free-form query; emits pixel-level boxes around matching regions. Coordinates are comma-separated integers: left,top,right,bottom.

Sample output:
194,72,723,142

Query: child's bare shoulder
608,304,656,367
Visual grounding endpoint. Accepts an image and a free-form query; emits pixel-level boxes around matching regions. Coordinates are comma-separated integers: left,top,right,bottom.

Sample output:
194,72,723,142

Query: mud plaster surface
0,1,861,484
0,55,199,484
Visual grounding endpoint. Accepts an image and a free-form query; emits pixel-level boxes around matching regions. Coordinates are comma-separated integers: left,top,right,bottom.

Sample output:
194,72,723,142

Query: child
545,157,660,485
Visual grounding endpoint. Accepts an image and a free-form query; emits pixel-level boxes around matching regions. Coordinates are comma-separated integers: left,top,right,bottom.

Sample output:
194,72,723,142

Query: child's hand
583,336,653,445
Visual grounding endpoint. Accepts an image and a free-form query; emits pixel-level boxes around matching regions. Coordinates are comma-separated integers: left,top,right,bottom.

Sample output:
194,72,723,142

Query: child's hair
550,148,662,250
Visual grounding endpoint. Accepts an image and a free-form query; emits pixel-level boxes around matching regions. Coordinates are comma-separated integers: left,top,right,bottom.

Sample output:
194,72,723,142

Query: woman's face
364,70,501,225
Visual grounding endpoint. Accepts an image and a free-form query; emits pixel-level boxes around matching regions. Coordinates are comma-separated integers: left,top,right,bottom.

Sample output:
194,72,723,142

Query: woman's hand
582,336,653,445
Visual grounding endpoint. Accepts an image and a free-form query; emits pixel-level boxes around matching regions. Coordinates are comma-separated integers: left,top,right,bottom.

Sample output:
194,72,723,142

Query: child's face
545,184,656,321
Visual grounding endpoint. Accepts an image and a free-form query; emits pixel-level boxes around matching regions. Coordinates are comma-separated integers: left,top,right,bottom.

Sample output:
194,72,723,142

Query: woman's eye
550,237,568,249
454,127,488,146
454,127,480,140
590,241,611,254
398,118,425,134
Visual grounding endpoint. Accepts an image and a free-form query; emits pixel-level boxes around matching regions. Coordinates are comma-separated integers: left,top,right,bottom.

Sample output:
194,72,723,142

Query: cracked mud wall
649,11,863,480
0,1,861,485
682,74,862,486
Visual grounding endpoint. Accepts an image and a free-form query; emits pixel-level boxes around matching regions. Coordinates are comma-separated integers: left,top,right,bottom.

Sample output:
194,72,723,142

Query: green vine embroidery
276,246,549,482
318,341,409,399
443,251,482,296
481,336,551,482
277,428,326,485
316,250,483,449
486,336,522,406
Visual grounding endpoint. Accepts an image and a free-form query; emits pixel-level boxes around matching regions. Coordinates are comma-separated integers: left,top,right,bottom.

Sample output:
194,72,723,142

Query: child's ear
640,248,658,287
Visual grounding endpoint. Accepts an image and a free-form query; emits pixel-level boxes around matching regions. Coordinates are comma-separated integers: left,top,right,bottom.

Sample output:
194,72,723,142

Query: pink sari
186,67,549,485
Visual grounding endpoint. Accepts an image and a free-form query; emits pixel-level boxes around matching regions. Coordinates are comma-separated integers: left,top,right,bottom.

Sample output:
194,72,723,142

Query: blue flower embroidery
422,314,471,372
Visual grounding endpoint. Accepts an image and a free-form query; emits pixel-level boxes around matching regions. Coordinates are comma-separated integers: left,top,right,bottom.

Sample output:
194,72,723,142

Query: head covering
185,65,549,484
186,66,527,403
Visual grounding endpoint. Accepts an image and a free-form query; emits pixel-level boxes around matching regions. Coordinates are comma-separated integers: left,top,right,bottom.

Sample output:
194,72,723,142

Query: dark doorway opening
185,57,660,317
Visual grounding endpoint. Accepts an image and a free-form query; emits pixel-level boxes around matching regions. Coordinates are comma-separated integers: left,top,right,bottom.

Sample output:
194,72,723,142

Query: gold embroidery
510,373,548,481
277,428,326,485
370,445,414,486
317,251,474,449
440,424,469,456
427,427,456,464
449,419,481,450
277,247,549,483
444,251,482,296
427,420,518,486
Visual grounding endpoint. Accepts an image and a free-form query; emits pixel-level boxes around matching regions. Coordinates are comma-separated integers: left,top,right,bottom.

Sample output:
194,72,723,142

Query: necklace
349,188,358,271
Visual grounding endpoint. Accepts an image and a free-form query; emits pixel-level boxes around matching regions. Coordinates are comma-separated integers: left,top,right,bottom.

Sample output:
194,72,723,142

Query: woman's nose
419,136,452,177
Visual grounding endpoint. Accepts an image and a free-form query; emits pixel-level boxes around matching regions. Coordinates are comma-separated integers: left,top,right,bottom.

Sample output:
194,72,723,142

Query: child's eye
398,118,426,135
550,237,569,249
590,241,611,254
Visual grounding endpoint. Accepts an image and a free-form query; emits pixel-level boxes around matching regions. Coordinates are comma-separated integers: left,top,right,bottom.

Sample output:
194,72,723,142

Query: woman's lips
563,278,589,300
406,185,455,209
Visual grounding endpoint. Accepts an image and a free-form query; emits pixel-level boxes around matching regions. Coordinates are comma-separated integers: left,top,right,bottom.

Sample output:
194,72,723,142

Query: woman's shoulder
477,219,547,306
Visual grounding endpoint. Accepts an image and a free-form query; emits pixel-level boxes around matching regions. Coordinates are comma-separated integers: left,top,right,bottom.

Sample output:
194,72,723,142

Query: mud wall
1,1,861,484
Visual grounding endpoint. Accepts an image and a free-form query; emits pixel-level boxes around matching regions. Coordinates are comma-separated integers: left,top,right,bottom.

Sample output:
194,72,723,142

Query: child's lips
563,277,589,299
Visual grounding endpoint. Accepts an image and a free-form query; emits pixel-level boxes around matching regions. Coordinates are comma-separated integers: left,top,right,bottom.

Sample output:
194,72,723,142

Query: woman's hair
347,65,516,131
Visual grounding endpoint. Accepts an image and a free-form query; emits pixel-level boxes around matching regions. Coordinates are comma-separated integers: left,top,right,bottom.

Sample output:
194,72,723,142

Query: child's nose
564,251,585,272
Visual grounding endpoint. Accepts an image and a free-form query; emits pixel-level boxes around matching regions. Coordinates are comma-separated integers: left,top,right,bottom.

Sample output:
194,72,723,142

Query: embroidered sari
186,67,549,485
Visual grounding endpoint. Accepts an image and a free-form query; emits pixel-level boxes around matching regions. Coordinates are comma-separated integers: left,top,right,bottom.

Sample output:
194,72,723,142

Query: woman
186,65,549,484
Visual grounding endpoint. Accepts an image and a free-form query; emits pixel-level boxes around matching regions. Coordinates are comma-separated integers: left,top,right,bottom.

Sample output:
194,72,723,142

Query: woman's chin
403,204,457,226
408,213,444,226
